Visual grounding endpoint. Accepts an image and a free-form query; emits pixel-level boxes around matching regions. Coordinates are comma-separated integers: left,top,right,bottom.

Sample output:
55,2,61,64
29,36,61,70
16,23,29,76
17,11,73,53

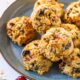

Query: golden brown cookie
31,3,61,34
34,0,64,18
61,24,80,48
64,1,80,28
40,28,74,62
21,40,52,75
7,16,37,46
59,48,80,78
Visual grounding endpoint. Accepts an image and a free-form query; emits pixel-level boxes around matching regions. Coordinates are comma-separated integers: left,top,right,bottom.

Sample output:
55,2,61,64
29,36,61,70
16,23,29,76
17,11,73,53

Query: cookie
34,0,64,18
61,23,78,31
64,1,80,28
40,28,74,62
59,48,80,78
31,3,61,34
21,40,52,75
7,16,37,46
70,29,80,48
61,24,80,48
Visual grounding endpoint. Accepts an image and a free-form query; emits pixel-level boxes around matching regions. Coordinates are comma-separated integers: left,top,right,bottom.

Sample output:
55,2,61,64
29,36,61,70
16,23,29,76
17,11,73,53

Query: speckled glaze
0,0,79,80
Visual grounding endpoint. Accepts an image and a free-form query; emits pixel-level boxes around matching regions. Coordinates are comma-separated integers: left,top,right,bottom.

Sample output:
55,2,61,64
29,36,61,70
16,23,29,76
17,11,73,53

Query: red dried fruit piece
16,76,26,80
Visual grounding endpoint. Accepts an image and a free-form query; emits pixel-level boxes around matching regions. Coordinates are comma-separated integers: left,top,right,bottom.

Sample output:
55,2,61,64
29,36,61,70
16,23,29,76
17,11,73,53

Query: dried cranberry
16,76,26,80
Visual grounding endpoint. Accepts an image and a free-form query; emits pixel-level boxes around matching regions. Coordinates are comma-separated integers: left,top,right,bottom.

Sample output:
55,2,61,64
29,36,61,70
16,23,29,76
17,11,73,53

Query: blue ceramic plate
0,0,79,80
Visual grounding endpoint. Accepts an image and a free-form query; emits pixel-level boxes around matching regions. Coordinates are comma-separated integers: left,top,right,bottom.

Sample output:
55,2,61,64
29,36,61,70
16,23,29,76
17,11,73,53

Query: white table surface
0,0,21,80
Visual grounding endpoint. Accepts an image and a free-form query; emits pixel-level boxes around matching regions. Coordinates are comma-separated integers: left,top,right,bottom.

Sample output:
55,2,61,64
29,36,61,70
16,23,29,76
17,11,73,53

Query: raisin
39,8,47,16
20,29,24,33
62,62,66,67
10,23,15,26
73,67,80,73
62,44,65,47
64,43,71,50
77,63,80,65
37,2,40,5
77,45,80,49
77,54,80,57
48,13,51,16
32,63,35,67
34,43,38,46
22,50,30,56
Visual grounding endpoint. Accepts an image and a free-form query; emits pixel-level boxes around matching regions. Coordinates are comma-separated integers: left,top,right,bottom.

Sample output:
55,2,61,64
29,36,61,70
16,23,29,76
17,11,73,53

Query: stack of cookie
6,0,80,78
